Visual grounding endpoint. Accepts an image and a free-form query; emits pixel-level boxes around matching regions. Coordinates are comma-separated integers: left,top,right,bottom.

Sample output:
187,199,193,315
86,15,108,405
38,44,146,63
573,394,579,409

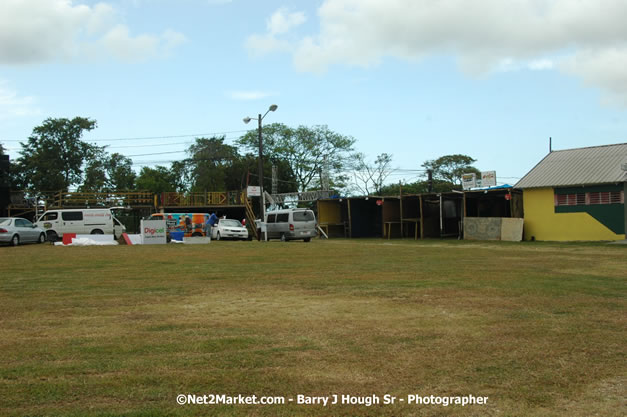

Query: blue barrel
170,231,184,241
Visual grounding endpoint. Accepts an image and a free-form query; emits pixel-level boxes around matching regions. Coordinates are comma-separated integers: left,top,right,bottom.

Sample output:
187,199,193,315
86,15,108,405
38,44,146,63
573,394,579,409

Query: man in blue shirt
205,213,218,237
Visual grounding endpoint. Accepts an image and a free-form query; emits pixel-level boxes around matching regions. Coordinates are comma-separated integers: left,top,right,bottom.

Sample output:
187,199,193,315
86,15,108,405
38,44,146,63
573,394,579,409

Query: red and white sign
481,171,497,187
247,186,261,197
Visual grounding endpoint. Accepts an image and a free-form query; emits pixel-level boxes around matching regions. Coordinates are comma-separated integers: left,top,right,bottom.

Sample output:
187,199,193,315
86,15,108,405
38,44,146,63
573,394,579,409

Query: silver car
0,217,47,246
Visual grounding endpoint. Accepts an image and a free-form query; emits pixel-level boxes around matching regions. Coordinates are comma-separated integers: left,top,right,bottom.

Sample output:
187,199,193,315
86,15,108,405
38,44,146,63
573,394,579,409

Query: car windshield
0,218,11,225
221,219,242,227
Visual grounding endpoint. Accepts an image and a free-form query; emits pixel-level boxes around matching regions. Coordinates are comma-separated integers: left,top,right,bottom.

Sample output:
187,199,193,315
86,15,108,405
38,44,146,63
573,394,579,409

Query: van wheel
304,238,311,242
280,233,287,242
38,233,46,244
10,234,19,246
46,231,58,242
91,229,104,234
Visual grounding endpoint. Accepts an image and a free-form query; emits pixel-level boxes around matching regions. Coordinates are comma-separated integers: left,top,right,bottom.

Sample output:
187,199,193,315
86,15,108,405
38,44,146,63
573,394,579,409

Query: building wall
523,187,625,241
318,200,342,224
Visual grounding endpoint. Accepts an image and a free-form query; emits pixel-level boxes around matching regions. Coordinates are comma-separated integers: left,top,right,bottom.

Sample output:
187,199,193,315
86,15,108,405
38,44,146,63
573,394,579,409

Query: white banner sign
462,173,477,190
140,219,167,244
247,185,261,197
481,171,497,187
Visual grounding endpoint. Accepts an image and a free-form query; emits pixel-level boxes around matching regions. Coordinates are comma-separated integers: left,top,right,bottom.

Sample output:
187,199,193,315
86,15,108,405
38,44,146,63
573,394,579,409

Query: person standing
205,213,218,237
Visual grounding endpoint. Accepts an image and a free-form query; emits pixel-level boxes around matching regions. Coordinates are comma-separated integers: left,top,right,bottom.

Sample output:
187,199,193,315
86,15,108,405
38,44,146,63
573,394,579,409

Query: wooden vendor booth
317,197,383,238
462,186,524,241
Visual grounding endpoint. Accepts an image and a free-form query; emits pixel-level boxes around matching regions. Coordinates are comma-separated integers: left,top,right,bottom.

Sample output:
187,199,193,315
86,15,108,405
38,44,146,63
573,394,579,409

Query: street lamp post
243,104,278,228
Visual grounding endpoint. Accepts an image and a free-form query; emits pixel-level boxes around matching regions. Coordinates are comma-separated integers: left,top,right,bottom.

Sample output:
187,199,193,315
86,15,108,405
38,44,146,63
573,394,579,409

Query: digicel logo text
144,227,165,235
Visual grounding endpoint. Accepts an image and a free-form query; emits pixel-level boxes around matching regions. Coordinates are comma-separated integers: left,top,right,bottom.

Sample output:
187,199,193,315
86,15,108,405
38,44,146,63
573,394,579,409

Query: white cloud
0,0,186,64
528,59,554,71
98,25,186,62
245,34,292,57
227,91,277,101
493,58,554,73
290,0,627,73
0,80,40,120
245,7,306,57
267,8,306,35
561,48,627,107
251,0,627,105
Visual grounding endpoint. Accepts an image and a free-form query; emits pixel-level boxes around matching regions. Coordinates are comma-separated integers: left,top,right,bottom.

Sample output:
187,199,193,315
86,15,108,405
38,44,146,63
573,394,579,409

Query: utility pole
272,164,278,196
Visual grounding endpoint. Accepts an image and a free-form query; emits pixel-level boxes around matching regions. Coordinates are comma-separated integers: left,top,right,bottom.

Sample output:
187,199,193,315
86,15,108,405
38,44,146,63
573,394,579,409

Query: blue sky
1,0,626,189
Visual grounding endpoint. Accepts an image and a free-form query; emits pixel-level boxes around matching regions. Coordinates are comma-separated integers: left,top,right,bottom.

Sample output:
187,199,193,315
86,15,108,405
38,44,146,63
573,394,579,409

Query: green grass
1,239,625,416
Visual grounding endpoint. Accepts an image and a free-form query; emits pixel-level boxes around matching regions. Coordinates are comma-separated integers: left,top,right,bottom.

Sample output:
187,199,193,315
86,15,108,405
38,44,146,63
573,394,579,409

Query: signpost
481,171,497,187
462,173,477,190
247,186,261,197
140,219,167,244
463,171,497,189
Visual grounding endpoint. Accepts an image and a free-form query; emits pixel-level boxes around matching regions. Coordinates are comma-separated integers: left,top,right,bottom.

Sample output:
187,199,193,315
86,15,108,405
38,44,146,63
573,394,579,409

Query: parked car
211,218,249,240
264,208,317,242
0,217,47,246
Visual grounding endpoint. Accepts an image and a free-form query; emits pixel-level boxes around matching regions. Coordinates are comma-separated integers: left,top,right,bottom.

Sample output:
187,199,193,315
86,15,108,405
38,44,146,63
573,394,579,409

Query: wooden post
399,183,403,238
624,182,627,237
419,194,424,239
439,193,443,237
347,199,352,238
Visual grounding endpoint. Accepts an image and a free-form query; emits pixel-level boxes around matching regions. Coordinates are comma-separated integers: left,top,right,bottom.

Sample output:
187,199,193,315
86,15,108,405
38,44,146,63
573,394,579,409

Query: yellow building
515,143,626,241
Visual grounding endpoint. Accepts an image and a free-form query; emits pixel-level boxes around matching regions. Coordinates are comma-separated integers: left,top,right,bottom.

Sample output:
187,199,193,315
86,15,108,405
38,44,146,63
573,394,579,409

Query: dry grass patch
0,239,625,416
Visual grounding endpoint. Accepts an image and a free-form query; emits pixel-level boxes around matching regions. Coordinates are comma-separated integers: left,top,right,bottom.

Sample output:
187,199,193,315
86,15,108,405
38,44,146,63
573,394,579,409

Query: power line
0,129,250,143
126,150,187,157
104,135,242,149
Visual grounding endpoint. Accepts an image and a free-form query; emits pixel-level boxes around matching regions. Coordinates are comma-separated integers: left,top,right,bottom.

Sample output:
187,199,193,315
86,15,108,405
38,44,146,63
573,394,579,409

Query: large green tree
17,117,99,194
422,154,480,186
238,123,355,192
172,137,297,193
183,137,240,192
135,166,182,194
81,152,136,192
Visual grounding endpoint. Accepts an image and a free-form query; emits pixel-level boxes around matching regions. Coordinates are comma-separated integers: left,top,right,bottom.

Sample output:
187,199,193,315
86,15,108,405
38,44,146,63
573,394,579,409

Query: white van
264,208,317,242
35,209,126,242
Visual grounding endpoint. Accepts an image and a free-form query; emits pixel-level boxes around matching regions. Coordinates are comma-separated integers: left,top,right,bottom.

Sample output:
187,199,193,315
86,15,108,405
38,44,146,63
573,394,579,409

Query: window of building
555,191,624,207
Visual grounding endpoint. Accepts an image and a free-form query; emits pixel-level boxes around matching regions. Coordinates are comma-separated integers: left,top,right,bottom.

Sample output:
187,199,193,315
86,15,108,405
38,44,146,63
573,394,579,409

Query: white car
211,219,249,240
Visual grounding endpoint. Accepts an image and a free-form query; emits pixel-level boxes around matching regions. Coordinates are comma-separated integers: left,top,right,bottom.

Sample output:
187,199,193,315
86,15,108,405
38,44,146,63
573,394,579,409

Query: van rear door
291,210,316,238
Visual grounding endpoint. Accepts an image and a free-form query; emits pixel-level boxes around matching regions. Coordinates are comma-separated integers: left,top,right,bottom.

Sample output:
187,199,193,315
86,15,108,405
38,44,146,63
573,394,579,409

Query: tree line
2,117,480,198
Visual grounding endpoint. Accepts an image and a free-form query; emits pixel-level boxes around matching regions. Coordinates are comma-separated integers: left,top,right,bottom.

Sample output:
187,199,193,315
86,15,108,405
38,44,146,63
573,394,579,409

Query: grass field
1,238,625,416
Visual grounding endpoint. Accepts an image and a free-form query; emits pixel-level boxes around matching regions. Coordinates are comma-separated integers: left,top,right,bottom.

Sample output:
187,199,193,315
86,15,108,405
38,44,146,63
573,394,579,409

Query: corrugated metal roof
515,143,627,189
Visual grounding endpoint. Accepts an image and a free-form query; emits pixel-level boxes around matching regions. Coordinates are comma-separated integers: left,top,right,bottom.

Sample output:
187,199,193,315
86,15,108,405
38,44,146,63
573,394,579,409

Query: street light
243,104,278,226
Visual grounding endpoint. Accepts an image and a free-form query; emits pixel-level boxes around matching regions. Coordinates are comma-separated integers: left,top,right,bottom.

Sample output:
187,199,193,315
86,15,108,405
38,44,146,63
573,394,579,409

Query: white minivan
35,209,126,242
264,208,317,242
